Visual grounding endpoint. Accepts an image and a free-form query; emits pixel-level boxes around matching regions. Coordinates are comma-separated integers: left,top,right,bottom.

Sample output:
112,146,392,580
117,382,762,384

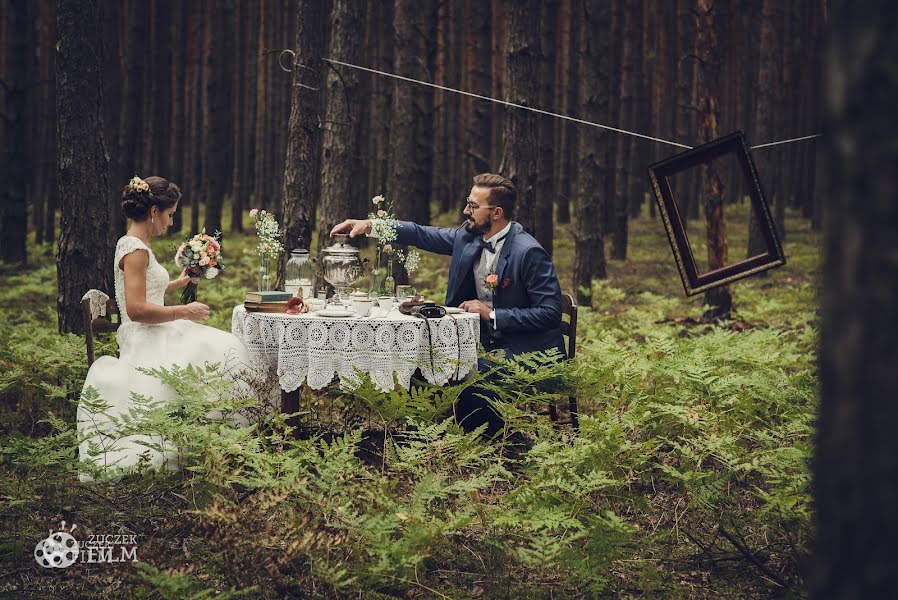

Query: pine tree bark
1,0,29,264
554,0,573,224
230,1,248,233
117,0,148,201
462,0,492,179
500,0,541,239
535,0,558,256
695,0,731,320
202,2,227,235
318,0,365,252
278,0,325,287
611,0,639,260
253,1,271,210
814,2,898,596
387,0,436,226
747,0,781,257
55,0,114,334
168,0,186,234
572,0,609,307
366,0,393,204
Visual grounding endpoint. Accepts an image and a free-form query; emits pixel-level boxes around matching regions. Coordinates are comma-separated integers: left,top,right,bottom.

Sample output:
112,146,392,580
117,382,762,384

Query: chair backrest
560,292,577,361
81,290,120,366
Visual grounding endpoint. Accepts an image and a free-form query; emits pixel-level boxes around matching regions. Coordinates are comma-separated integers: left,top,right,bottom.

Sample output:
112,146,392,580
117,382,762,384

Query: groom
331,173,565,435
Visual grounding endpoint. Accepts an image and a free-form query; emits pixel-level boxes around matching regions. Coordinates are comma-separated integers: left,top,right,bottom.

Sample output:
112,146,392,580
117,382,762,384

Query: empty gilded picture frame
647,130,786,296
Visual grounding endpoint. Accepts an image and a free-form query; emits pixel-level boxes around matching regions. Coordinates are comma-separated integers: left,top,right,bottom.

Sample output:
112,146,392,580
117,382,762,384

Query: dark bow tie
478,233,507,254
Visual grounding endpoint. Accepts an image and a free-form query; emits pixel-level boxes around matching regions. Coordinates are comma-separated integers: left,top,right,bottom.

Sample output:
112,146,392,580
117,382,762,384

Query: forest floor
0,199,820,598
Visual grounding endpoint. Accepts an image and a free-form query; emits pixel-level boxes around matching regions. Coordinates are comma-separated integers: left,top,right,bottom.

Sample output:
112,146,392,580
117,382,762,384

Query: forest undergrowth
0,203,820,598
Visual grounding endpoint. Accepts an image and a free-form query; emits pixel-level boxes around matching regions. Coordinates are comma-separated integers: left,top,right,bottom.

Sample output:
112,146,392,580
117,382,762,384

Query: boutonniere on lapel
484,273,499,293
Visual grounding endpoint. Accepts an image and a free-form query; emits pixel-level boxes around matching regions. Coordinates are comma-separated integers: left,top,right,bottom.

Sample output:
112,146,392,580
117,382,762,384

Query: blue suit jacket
395,220,565,357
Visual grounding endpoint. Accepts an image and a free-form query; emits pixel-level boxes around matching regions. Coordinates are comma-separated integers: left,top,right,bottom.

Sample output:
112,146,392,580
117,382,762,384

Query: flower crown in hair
128,176,154,197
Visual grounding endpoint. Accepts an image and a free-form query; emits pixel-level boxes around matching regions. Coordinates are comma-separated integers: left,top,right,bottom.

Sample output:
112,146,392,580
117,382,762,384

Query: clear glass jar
284,248,314,299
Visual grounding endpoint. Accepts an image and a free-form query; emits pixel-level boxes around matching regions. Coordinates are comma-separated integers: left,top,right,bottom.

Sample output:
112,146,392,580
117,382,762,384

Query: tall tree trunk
695,0,731,320
230,1,248,233
278,0,325,287
554,0,573,225
168,0,186,234
387,0,436,227
500,0,541,239
1,0,29,264
611,0,639,259
318,0,365,252
747,0,781,257
490,0,507,171
55,0,114,334
365,0,392,206
431,0,452,212
572,0,610,307
99,0,122,204
462,0,492,179
535,0,558,256
253,1,271,211
117,0,148,212
202,2,228,235
814,2,898,596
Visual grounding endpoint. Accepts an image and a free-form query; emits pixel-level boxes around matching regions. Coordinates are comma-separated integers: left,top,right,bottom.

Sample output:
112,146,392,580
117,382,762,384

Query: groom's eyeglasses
464,200,496,211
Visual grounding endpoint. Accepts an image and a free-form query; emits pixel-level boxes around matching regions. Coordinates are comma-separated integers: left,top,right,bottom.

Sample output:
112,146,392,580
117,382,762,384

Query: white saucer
317,308,356,318
444,307,465,314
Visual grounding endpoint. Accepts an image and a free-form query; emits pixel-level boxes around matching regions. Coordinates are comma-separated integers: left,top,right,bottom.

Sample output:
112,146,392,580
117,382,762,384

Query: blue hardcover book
245,291,293,303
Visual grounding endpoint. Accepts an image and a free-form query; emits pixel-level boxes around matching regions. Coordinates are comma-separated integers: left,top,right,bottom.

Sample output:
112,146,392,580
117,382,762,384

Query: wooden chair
548,292,579,430
81,290,120,366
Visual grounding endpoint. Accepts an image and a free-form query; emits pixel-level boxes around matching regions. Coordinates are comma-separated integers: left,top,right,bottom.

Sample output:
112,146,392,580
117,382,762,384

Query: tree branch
718,525,790,589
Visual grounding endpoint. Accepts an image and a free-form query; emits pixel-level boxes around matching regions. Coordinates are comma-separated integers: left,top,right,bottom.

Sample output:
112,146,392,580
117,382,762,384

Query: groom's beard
465,217,490,236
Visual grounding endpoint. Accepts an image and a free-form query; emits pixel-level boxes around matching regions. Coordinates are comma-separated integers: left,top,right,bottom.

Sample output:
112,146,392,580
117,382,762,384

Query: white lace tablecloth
231,305,480,392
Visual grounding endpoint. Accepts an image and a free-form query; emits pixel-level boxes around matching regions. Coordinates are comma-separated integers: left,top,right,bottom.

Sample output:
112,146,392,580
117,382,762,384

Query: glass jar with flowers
365,194,422,299
249,208,284,291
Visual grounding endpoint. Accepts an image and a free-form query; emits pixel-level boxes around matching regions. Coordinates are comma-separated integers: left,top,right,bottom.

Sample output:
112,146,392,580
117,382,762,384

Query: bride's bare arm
166,269,192,293
122,252,210,323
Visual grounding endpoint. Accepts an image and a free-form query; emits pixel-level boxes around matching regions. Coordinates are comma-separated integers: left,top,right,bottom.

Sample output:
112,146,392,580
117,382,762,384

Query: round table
231,305,481,392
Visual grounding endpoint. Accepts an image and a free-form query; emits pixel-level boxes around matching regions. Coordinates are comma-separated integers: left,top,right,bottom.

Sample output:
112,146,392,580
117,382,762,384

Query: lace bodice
114,236,169,324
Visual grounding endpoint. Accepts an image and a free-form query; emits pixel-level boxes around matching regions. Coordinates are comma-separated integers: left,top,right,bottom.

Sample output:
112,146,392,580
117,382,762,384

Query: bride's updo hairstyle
121,175,182,221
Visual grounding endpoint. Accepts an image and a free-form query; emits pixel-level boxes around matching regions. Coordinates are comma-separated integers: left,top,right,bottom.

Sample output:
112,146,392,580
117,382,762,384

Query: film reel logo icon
34,522,79,568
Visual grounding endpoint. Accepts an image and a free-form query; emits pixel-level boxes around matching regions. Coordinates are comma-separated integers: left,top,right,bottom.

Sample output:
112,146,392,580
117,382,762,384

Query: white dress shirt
473,222,511,329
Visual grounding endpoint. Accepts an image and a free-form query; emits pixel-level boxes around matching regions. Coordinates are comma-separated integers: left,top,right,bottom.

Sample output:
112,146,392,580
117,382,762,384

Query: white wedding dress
77,235,253,482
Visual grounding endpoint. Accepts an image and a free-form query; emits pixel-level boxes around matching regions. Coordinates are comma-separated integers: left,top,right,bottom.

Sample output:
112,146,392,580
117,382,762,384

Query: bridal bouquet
175,230,224,304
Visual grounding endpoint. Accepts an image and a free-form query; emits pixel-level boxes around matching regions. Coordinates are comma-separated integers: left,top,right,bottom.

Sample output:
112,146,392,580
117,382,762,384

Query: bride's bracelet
171,306,177,321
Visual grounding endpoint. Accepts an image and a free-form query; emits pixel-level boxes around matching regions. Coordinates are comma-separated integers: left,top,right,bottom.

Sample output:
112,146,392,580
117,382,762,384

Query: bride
77,176,253,482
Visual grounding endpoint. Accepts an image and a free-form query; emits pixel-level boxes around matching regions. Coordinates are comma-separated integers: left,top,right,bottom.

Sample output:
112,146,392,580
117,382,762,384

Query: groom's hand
331,219,372,238
460,300,491,320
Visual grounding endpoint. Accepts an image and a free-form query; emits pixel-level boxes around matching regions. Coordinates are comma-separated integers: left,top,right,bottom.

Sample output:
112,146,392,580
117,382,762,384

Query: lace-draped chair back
114,236,170,324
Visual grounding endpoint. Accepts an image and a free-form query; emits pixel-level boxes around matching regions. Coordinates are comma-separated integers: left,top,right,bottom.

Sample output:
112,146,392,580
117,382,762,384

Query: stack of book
244,290,293,313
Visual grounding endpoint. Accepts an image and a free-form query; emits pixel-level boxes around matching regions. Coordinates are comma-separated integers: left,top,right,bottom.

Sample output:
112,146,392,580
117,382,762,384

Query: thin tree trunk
387,0,436,227
278,0,325,287
463,0,492,179
55,0,114,333
1,0,29,264
611,0,639,260
318,0,365,252
500,0,541,239
202,2,227,235
168,0,186,234
535,0,558,256
572,0,610,307
747,0,780,257
554,0,573,225
117,0,148,207
695,0,731,320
